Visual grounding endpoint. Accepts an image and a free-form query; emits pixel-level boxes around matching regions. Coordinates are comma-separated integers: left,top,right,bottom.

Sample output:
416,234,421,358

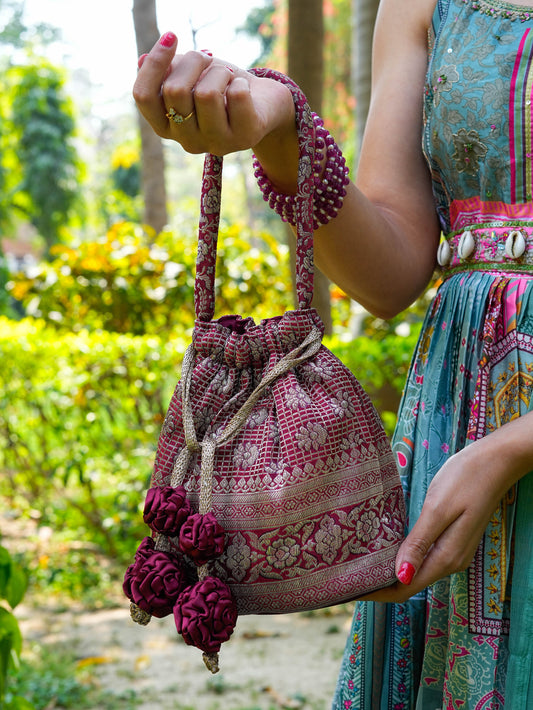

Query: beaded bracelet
253,112,350,230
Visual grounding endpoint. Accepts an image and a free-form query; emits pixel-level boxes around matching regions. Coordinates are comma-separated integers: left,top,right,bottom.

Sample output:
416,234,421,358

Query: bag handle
194,68,316,322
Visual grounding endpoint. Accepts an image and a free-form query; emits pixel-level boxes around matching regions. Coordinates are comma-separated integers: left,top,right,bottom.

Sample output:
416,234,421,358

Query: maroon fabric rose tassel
123,547,188,621
143,485,192,536
178,512,226,566
173,576,238,673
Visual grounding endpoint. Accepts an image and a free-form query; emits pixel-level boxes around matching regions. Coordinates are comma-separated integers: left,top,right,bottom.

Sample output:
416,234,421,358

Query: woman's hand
363,411,533,603
133,32,297,176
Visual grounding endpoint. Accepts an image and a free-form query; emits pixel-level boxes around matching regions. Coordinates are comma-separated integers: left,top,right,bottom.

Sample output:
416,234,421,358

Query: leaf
76,655,114,669
5,561,27,610
0,607,22,657
0,547,11,600
4,697,37,710
0,606,23,700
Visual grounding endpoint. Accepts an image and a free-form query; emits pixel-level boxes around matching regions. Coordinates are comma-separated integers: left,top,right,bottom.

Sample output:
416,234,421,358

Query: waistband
437,222,533,277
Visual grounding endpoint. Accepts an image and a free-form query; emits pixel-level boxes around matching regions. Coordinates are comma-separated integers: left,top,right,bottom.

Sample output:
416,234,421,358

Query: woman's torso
424,0,533,275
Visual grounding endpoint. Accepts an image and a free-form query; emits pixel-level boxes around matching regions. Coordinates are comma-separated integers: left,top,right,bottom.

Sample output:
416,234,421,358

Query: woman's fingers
175,63,235,153
134,37,296,157
367,521,480,603
133,33,178,133
133,33,213,139
225,76,267,149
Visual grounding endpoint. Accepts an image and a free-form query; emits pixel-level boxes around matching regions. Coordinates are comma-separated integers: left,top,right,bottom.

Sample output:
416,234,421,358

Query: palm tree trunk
352,0,380,159
288,0,332,335
132,0,168,235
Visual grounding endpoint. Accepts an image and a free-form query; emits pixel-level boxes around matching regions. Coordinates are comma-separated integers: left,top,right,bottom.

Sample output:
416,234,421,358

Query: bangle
253,112,350,230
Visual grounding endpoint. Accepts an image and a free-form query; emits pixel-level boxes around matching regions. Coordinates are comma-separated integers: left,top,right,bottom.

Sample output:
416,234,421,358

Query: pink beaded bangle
253,112,350,230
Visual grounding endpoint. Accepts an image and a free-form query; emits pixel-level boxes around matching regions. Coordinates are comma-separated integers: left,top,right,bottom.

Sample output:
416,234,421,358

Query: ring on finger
165,107,195,125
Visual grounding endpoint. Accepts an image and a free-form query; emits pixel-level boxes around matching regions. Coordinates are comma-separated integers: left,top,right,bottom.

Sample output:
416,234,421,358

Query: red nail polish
225,65,234,73
159,32,177,48
397,562,415,585
201,49,213,56
137,53,148,68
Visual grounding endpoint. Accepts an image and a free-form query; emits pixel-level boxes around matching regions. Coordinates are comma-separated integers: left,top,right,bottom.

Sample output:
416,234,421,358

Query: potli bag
123,69,406,673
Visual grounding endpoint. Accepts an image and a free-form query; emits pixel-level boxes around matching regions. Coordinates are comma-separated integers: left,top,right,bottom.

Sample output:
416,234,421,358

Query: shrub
0,317,186,562
8,221,293,335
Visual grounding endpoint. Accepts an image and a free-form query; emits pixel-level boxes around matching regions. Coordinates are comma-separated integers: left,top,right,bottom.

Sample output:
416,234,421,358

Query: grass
6,641,139,710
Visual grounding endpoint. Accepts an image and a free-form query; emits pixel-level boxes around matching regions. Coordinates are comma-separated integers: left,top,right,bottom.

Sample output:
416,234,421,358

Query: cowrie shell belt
437,223,533,276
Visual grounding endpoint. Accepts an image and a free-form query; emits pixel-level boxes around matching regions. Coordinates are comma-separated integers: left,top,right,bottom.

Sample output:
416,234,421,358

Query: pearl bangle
253,112,350,230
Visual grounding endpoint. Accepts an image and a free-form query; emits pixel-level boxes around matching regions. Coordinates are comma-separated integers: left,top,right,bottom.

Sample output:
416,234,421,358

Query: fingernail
397,562,415,585
201,49,213,56
225,65,234,73
159,32,177,48
137,53,148,68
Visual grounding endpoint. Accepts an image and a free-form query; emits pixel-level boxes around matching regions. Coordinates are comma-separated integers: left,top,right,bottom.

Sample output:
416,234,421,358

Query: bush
0,317,187,563
0,313,418,570
7,641,137,709
8,221,294,334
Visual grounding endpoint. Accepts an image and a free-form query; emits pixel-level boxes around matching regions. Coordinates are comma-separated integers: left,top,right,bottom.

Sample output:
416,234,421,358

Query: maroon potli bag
123,69,406,673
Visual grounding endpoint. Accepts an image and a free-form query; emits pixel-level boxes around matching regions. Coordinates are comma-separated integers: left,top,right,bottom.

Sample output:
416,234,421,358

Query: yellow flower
111,145,139,170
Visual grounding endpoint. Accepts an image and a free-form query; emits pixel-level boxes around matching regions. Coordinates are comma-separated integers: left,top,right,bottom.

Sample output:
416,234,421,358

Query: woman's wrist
253,112,350,229
468,410,533,494
247,69,350,230
251,80,299,195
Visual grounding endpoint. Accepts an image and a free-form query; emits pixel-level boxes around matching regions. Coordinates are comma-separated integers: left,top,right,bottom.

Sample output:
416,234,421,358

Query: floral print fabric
333,0,533,708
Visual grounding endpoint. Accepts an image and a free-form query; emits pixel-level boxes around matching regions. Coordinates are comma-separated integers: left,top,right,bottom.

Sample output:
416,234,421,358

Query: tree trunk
132,0,168,235
352,0,380,159
288,0,332,335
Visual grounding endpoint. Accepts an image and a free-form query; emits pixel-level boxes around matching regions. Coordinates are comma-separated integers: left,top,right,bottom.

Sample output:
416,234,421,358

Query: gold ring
165,107,195,125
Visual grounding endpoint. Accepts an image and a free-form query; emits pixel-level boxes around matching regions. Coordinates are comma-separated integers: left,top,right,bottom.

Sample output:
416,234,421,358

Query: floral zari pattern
155,323,406,615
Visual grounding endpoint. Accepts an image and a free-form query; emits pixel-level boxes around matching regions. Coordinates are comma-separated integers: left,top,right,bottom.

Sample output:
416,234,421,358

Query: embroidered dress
333,0,533,708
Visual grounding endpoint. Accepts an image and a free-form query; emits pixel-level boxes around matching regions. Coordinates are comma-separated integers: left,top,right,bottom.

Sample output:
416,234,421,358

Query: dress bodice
424,0,533,246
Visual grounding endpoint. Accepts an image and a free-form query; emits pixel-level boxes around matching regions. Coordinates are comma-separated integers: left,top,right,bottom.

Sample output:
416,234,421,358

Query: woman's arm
133,0,439,318
312,0,440,317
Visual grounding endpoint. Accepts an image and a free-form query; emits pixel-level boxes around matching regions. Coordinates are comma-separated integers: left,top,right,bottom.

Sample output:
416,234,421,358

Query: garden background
0,1,435,708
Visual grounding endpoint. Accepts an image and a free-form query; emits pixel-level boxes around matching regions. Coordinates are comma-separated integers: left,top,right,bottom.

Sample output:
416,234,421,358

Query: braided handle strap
194,68,316,322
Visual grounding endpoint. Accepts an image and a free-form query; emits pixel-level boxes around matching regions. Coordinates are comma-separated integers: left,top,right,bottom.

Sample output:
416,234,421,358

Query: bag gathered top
123,68,406,673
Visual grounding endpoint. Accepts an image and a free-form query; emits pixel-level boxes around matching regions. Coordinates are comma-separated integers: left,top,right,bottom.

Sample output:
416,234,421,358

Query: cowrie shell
457,230,476,260
505,230,526,258
437,240,452,266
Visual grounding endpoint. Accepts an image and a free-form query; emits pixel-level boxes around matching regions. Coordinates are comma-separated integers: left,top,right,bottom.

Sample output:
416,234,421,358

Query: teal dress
333,0,533,707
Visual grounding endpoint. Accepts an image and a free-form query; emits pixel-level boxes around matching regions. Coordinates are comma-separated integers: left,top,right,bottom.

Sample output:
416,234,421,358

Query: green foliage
212,224,293,319
5,57,80,252
0,208,426,603
10,222,196,334
9,221,294,335
0,1,26,49
0,0,59,50
0,310,419,585
0,543,33,710
112,164,141,198
241,0,355,167
110,144,141,199
323,0,355,163
0,317,186,563
7,641,138,709
1,220,291,582
0,252,12,316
